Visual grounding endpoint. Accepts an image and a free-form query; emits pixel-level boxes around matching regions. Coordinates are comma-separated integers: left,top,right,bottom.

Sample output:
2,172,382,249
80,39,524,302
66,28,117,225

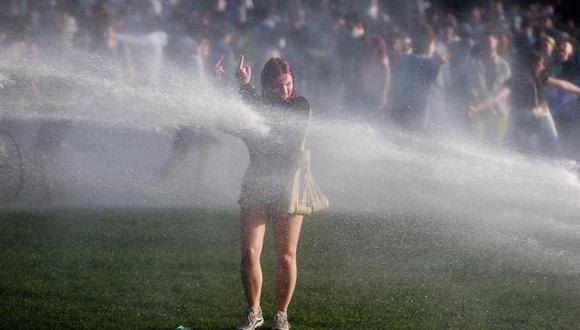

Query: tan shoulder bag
286,139,330,216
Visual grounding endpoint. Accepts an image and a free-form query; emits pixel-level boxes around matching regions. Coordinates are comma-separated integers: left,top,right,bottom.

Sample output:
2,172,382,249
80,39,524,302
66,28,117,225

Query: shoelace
241,310,260,326
273,313,289,328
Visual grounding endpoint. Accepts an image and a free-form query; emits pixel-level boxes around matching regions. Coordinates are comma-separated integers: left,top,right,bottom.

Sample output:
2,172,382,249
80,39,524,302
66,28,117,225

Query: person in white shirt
114,19,168,84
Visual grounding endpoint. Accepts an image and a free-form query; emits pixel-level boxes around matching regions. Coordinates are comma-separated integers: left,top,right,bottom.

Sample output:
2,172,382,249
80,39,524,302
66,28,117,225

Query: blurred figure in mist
58,8,79,52
0,16,39,134
159,21,221,183
466,30,512,145
468,6,486,39
547,40,579,82
336,13,390,120
100,21,137,82
386,32,404,70
446,23,476,130
1,16,68,203
28,0,60,51
514,21,536,54
296,0,337,111
81,0,113,52
546,40,580,157
210,23,236,75
390,25,446,132
32,118,70,203
497,30,515,65
428,23,472,132
283,7,309,93
363,35,391,116
112,17,168,84
490,0,510,31
538,35,556,64
30,1,80,54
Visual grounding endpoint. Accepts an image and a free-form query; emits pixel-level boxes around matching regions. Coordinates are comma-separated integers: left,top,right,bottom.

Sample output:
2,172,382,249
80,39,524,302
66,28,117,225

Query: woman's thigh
240,206,268,251
272,214,304,256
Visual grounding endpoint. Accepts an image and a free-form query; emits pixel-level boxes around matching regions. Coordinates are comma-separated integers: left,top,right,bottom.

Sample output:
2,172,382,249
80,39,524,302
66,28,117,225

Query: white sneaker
271,311,290,330
236,307,264,330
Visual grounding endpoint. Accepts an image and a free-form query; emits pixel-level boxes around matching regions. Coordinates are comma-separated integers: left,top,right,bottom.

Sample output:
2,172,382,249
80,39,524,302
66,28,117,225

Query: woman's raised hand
466,105,478,116
235,55,252,85
214,56,225,76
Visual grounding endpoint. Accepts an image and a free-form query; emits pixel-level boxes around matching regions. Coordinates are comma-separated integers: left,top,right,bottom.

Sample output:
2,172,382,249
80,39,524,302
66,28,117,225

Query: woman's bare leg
272,213,304,312
240,205,268,309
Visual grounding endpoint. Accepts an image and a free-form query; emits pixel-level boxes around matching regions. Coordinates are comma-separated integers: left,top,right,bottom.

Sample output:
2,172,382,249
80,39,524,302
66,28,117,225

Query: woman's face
541,41,554,56
267,73,294,102
391,38,402,56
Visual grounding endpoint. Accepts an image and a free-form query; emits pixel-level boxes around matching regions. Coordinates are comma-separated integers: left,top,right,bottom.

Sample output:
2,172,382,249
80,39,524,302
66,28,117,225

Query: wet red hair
260,58,297,99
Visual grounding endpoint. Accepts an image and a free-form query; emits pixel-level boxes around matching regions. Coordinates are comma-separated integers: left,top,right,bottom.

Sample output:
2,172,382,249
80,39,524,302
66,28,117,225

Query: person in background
299,0,337,111
361,35,390,115
387,32,404,65
385,32,405,110
113,18,168,84
210,23,236,75
429,22,466,131
497,30,515,65
466,30,512,145
336,13,389,120
445,23,475,130
547,40,579,81
159,25,220,183
538,35,556,63
546,40,580,155
1,15,70,203
83,0,113,52
57,8,79,52
336,13,370,115
469,52,580,157
390,24,447,131
514,21,536,54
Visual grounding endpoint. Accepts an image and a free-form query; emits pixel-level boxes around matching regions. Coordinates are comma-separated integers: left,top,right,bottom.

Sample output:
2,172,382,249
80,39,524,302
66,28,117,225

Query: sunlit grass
1,208,579,329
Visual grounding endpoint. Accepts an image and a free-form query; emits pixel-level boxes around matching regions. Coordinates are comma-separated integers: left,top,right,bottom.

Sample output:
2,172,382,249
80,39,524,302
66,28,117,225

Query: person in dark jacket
215,55,310,330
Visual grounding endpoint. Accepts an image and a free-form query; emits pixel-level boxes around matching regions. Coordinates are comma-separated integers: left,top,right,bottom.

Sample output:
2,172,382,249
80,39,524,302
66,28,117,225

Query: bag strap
532,79,539,108
299,106,311,150
295,108,311,169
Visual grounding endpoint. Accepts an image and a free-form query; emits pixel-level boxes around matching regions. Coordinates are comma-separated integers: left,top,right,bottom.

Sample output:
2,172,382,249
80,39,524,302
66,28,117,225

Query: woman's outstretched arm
548,77,580,95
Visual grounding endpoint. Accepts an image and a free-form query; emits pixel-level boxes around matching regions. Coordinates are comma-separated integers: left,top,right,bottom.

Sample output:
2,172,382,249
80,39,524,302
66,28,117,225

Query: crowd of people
3,1,580,328
2,0,580,158
2,0,580,167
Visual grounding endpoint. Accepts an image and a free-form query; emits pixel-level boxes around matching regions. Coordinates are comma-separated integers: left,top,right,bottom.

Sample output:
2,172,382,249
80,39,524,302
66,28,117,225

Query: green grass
0,208,579,329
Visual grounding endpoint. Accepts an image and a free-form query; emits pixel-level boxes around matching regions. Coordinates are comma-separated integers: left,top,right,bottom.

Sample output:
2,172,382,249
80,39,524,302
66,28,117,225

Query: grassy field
1,208,579,329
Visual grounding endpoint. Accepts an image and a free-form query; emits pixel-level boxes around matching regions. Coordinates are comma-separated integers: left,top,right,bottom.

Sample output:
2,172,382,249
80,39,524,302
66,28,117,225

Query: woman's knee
241,246,262,266
276,249,297,268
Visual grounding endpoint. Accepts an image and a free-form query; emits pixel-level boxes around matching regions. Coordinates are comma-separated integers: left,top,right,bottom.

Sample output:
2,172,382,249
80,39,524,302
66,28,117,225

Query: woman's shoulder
239,83,260,101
